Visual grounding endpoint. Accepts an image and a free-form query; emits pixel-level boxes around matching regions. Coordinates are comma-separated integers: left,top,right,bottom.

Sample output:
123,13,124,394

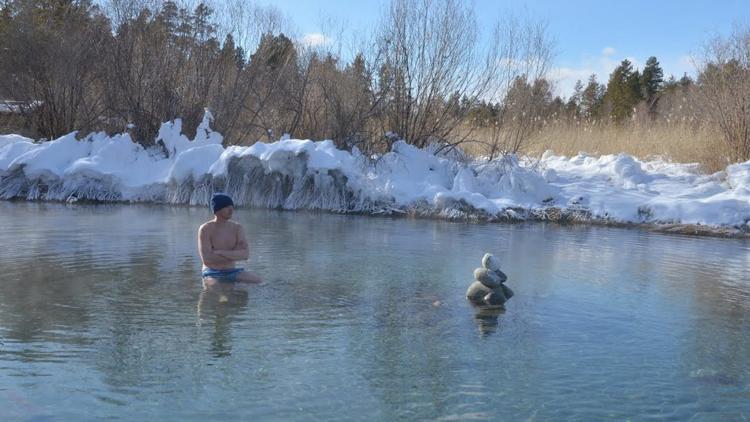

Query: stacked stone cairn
466,253,514,306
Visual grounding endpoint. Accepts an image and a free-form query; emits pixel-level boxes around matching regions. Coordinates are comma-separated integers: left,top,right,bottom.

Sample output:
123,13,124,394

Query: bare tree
102,0,161,28
0,1,110,139
320,53,379,149
0,0,554,156
696,25,750,163
213,0,288,54
102,5,181,143
479,14,555,159
102,2,235,145
201,1,300,144
236,32,300,143
371,0,500,149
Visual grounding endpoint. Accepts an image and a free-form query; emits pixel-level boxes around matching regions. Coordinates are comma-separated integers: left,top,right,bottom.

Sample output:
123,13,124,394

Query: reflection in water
0,202,749,420
0,256,96,346
197,285,250,357
472,305,505,337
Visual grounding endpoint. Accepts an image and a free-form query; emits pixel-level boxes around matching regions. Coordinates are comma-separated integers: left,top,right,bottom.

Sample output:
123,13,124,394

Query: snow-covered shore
1,113,749,236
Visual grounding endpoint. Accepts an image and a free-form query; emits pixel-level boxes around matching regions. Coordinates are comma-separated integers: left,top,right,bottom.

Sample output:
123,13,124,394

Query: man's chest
210,226,237,249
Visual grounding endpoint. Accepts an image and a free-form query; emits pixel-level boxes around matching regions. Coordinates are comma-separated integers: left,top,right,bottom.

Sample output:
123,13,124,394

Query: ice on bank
0,113,748,231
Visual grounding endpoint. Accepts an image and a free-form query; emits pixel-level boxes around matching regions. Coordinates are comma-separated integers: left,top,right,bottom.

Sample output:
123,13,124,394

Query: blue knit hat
211,193,234,213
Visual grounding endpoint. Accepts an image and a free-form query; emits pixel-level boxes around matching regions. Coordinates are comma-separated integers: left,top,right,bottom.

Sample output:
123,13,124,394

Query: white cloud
299,32,331,48
549,50,620,98
554,67,594,80
550,67,595,95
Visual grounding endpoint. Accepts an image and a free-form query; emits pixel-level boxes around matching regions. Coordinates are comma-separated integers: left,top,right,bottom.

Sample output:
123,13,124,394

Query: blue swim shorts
202,267,244,282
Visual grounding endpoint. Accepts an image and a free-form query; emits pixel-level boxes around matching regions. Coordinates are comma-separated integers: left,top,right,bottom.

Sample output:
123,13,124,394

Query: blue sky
260,0,750,97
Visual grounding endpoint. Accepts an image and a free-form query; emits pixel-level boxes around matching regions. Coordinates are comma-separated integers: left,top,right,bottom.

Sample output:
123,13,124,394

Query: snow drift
1,111,749,232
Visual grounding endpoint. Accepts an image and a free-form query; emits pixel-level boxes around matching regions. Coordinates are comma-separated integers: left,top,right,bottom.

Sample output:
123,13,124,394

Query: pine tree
604,59,642,123
569,79,583,116
349,53,371,94
640,56,663,115
679,72,692,87
252,33,296,70
580,74,604,120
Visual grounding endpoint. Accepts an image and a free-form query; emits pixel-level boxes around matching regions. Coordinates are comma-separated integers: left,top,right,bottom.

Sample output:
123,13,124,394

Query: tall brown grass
464,119,731,173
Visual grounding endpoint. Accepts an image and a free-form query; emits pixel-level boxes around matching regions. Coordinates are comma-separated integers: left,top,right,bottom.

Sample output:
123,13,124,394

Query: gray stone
466,281,492,302
474,267,503,288
483,288,508,306
481,253,507,283
481,253,501,273
501,284,514,299
494,269,508,284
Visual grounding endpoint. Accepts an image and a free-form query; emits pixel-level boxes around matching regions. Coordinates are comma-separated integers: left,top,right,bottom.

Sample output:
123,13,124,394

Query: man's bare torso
199,221,242,270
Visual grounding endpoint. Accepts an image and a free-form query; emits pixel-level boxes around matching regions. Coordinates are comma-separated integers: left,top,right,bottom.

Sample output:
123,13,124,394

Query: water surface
1,202,749,420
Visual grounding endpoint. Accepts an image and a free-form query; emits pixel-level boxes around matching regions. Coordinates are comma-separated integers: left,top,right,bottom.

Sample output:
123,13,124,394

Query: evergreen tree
640,56,664,100
252,33,296,70
580,74,604,120
568,79,583,116
549,96,566,118
630,68,642,105
663,74,678,89
192,3,214,43
679,72,693,87
572,79,583,101
662,72,693,96
604,59,642,122
348,53,371,95
640,56,663,115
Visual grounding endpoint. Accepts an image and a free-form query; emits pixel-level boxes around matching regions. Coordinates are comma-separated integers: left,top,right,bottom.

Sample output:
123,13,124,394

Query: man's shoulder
199,221,216,232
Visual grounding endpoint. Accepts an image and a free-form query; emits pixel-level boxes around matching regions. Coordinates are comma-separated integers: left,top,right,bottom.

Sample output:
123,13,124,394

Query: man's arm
198,224,233,266
213,224,250,261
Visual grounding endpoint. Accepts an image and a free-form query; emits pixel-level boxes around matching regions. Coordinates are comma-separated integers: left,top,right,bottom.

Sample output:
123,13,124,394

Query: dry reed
464,119,731,173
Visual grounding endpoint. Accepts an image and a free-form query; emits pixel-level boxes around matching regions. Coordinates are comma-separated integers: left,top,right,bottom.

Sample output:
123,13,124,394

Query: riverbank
1,113,749,238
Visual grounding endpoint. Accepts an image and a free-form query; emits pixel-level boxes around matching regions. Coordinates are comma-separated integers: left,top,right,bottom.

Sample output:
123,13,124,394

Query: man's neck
213,216,230,223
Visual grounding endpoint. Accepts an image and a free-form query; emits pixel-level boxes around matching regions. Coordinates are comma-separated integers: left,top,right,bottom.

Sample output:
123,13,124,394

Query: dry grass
463,120,732,173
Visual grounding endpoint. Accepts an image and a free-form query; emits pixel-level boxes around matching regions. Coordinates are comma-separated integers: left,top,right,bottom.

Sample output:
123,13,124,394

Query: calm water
0,202,749,421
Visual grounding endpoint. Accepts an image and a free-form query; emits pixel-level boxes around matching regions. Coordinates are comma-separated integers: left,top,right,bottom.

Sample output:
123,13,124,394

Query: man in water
198,193,262,287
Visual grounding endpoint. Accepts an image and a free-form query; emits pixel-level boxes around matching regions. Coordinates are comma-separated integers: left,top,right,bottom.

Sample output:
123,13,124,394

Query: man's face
216,205,234,220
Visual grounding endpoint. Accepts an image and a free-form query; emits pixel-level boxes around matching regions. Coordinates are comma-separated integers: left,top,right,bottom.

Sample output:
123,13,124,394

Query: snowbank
1,111,749,232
